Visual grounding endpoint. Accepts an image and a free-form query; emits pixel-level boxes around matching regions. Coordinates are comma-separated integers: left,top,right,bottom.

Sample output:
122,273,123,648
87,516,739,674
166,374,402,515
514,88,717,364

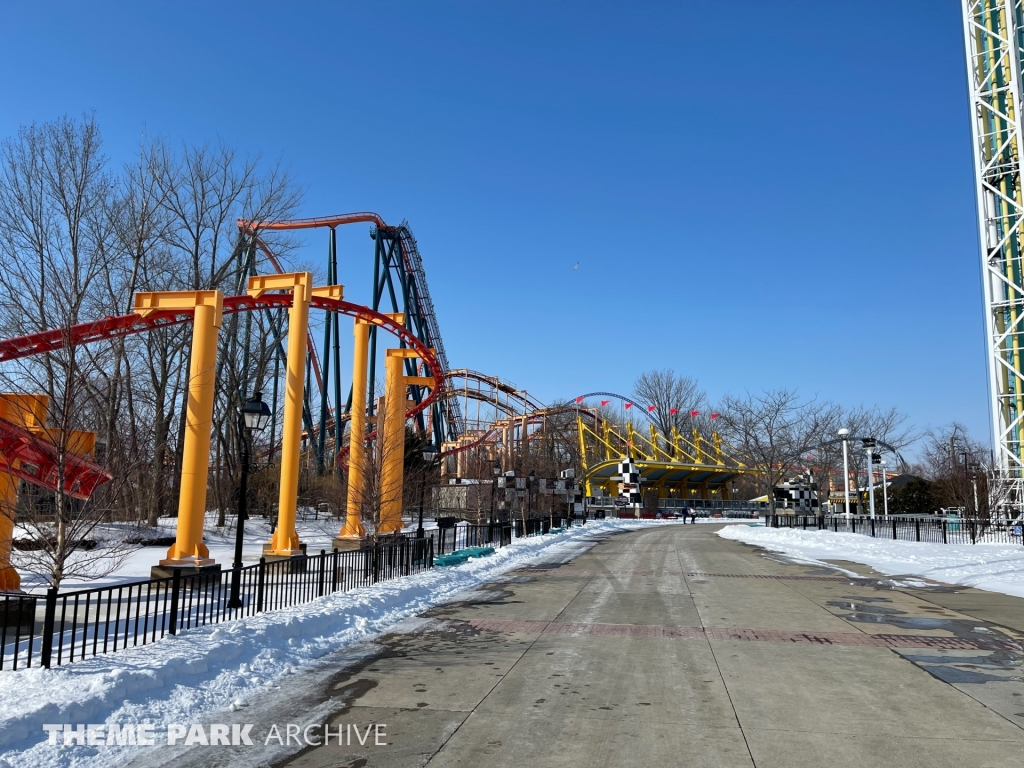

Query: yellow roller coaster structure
576,413,756,501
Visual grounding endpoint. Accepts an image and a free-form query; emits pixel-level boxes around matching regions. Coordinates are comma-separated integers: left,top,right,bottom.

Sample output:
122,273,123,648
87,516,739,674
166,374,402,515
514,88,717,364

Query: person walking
688,505,696,524
680,507,689,524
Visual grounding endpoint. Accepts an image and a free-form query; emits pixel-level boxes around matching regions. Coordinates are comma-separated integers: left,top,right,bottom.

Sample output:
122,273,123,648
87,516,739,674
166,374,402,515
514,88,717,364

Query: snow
0,518,664,767
718,524,1024,598
14,514,437,592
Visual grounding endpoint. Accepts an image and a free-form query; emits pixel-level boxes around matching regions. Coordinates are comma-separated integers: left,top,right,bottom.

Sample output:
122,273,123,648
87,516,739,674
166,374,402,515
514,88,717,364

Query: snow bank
0,519,657,765
719,524,1024,598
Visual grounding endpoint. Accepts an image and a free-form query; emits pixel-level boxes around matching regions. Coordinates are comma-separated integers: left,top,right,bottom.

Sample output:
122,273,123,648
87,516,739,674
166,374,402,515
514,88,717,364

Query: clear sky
0,1,985,446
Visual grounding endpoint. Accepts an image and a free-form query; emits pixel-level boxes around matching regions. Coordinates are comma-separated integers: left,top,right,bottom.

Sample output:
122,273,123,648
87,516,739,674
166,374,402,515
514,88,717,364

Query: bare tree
715,390,837,513
919,422,989,515
631,369,705,445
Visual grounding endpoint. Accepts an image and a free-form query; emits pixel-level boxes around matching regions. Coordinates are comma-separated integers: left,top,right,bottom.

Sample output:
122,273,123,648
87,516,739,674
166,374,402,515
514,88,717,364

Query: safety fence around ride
0,539,433,673
766,514,1024,546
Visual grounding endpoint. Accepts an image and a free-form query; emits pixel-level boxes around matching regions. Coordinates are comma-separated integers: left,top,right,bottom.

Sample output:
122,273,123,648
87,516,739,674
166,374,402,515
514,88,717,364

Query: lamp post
417,447,437,539
491,460,501,525
229,392,272,609
968,465,979,517
527,470,536,533
838,429,851,520
880,458,889,517
863,438,877,519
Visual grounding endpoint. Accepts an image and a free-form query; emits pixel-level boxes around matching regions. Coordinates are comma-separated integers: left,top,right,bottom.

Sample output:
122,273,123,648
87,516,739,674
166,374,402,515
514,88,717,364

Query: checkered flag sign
618,458,641,504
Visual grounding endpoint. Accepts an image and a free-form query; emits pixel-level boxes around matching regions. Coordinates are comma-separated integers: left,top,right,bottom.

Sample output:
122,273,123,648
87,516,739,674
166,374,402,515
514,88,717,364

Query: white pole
839,430,851,520
867,453,876,519
881,459,889,516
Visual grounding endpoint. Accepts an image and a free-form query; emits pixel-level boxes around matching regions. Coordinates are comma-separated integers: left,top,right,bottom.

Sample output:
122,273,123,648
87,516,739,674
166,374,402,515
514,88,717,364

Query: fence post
870,518,875,537
892,519,897,540
39,588,58,669
167,569,181,637
915,519,920,542
256,557,266,613
942,520,947,544
970,520,977,544
317,550,326,597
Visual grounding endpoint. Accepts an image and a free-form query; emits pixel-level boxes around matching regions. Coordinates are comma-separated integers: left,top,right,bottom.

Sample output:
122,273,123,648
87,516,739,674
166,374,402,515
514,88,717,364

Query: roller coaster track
0,294,441,446
237,213,461,452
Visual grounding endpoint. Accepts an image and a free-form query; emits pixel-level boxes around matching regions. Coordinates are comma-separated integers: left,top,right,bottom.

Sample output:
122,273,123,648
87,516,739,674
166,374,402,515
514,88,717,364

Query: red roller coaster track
0,293,441,492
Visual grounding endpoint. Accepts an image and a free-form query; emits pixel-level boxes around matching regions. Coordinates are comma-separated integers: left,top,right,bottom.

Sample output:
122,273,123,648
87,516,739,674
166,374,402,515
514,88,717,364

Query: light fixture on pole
491,460,501,525
229,391,272,609
968,464,980,517
527,470,536,529
862,438,878,519
838,429,851,520
417,447,437,539
880,458,889,517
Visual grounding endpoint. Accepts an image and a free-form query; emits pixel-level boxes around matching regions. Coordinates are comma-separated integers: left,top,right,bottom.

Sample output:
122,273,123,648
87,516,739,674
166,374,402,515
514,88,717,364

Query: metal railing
766,514,1024,546
0,538,432,672
420,523,513,555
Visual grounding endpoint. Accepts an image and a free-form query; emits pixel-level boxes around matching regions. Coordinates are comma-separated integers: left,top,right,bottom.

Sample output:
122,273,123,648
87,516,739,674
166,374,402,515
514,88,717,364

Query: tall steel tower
962,0,1024,511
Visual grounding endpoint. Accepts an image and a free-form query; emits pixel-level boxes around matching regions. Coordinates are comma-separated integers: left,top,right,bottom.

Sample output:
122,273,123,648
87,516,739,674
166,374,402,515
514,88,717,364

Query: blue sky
0,1,985,445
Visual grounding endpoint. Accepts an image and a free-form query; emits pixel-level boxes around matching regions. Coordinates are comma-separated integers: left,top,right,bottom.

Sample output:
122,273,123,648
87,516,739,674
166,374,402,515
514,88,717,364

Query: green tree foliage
888,477,936,516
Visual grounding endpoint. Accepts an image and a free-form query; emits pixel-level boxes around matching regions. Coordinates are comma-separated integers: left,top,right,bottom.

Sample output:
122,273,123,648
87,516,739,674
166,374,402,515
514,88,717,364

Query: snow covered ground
719,524,1024,598
14,514,436,592
0,518,667,768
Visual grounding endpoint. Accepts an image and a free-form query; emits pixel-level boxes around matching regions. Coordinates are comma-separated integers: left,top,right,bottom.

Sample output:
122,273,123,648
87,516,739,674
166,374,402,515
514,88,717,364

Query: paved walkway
279,523,1024,768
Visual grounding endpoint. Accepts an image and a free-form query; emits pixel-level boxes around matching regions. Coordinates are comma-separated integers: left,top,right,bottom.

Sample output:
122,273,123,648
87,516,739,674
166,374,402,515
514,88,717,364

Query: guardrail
766,514,1024,546
0,538,432,673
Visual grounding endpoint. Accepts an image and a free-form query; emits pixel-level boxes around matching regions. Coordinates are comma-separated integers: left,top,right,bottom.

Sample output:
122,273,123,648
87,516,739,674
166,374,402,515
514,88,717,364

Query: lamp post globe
229,391,271,609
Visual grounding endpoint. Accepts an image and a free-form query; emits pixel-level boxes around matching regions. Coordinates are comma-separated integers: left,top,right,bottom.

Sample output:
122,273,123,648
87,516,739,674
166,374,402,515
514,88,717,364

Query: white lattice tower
962,0,1024,513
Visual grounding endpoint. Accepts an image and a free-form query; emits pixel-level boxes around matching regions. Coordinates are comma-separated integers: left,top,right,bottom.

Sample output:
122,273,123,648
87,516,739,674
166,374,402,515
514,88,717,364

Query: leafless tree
631,369,705,447
715,389,838,513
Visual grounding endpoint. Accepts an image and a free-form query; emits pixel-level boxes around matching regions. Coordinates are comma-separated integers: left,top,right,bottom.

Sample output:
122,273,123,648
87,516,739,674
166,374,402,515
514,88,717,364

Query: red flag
647,405,656,412
575,396,584,404
669,408,678,415
600,399,610,406
710,412,720,419
624,403,633,409
690,410,700,417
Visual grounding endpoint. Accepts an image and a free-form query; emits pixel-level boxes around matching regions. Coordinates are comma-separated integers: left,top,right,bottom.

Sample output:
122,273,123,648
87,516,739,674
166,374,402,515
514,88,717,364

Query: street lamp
880,458,889,517
229,392,272,609
968,465,980,517
838,429,851,520
491,460,501,525
417,447,437,539
527,470,536,530
862,438,878,519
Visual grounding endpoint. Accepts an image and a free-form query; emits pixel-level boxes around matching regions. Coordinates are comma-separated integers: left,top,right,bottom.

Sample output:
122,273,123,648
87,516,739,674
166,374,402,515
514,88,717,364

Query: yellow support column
693,428,704,464
0,472,18,592
0,393,48,591
248,273,316,558
135,291,223,571
577,415,591,497
378,350,413,534
340,318,371,540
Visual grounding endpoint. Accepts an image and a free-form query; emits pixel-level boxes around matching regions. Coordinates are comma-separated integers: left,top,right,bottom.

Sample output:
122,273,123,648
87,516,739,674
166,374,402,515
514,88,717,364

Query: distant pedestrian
688,506,696,524
680,507,689,524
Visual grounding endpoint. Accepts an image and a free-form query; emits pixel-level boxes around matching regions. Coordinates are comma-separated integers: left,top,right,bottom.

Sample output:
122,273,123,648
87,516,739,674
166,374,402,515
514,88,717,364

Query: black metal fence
422,523,513,555
0,538,432,672
766,514,1024,546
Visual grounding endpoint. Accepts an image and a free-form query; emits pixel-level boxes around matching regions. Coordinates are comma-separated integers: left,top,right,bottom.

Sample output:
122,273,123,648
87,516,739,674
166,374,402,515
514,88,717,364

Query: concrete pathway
278,523,1024,768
